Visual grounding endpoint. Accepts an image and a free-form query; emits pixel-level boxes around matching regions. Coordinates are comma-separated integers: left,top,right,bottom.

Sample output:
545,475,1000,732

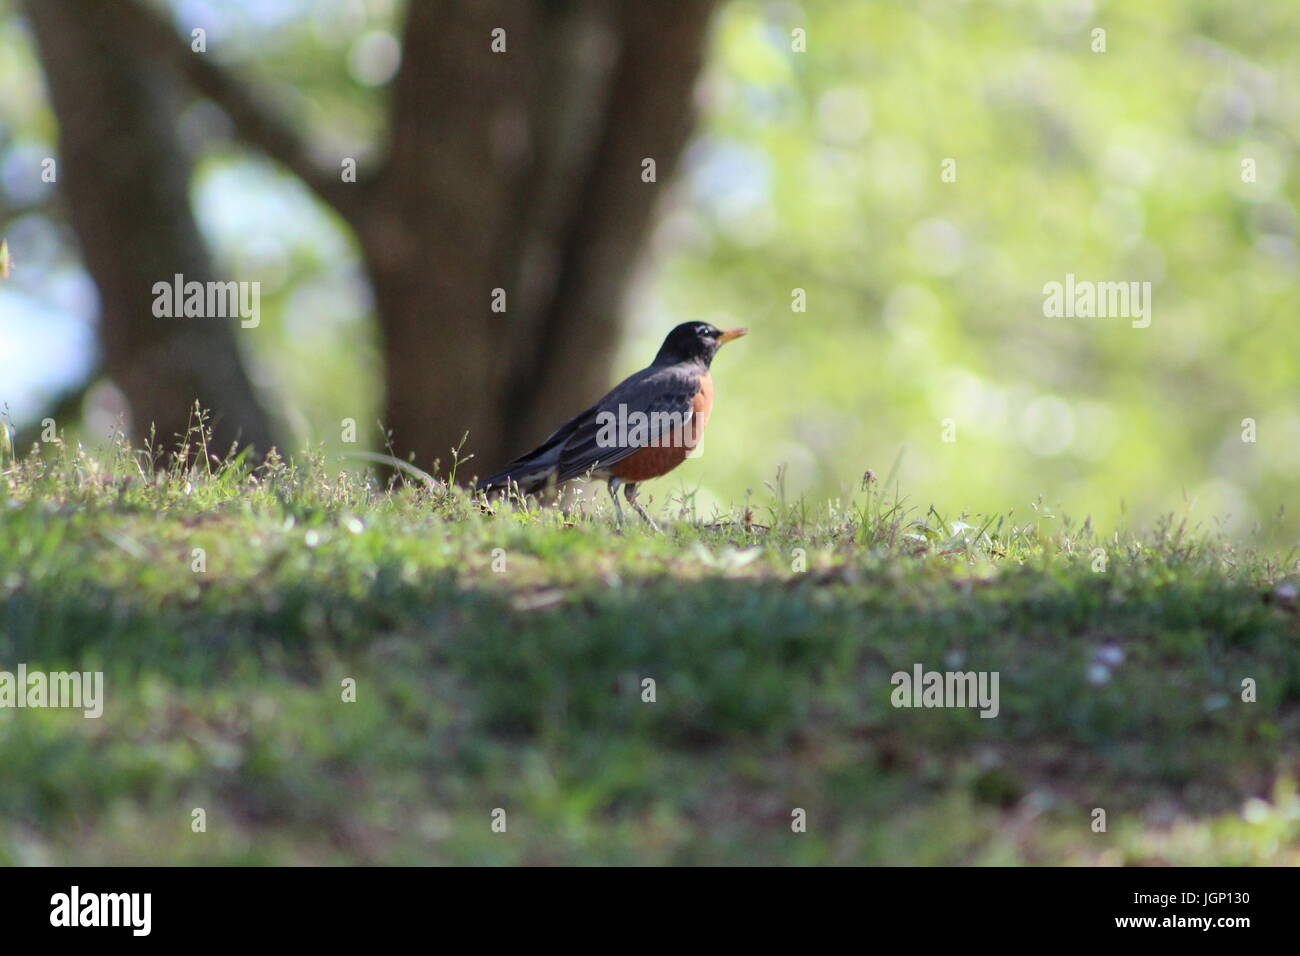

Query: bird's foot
629,501,661,533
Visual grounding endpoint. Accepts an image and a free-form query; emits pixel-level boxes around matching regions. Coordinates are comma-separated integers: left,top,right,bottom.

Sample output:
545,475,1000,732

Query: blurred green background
2,0,1297,539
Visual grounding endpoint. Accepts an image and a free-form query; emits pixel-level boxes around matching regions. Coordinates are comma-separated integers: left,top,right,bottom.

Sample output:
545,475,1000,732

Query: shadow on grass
2,551,1297,862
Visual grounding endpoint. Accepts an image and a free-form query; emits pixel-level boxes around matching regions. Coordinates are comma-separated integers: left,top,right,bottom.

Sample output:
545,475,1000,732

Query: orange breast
610,373,714,482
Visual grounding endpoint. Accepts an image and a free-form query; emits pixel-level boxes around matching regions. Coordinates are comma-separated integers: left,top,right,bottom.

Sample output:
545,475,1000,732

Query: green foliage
1,424,1297,864
4,0,1296,544
643,0,1300,543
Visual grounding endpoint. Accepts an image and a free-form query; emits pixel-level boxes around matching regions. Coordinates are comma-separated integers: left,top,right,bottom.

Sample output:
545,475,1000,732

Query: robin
474,322,748,529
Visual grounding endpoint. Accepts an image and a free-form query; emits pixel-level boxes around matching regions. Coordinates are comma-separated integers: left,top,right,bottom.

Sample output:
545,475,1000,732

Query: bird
474,322,748,530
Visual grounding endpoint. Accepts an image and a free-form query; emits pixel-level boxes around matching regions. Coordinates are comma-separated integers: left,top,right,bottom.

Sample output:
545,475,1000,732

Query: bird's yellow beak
718,327,748,344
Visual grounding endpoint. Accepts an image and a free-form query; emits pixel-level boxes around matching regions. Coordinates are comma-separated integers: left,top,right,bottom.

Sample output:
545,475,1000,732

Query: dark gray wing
554,363,701,482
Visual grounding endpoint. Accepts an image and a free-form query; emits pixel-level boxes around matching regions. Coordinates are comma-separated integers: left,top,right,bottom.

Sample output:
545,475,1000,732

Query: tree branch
114,0,367,225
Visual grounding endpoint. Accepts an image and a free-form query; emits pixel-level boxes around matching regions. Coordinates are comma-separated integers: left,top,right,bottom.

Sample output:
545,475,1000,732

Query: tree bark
27,0,717,476
22,0,276,458
364,0,718,476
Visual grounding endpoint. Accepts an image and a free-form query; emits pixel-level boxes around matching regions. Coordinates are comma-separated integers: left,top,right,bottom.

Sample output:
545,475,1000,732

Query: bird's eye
696,325,712,337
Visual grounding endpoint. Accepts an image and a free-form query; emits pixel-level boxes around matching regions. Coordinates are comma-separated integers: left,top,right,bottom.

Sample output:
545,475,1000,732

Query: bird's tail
474,415,578,496
473,458,558,496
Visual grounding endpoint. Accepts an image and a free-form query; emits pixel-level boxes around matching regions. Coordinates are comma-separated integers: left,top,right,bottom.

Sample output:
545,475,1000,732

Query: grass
1,417,1298,865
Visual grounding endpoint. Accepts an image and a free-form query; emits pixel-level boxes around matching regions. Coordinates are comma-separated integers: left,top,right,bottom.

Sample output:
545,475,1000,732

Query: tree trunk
23,0,275,458
25,0,717,476
365,0,718,476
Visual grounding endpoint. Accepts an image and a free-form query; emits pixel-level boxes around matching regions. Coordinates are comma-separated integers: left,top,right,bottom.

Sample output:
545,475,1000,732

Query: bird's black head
652,322,748,367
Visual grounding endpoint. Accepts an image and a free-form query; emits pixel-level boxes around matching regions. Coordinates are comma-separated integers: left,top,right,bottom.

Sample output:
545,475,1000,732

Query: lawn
1,427,1298,865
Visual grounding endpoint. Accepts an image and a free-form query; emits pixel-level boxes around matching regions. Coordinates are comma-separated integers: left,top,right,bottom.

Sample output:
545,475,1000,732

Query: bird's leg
607,477,626,531
624,482,660,533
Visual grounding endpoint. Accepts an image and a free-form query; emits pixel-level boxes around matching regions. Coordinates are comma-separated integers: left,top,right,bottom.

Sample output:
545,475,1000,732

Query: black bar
0,866,1279,941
